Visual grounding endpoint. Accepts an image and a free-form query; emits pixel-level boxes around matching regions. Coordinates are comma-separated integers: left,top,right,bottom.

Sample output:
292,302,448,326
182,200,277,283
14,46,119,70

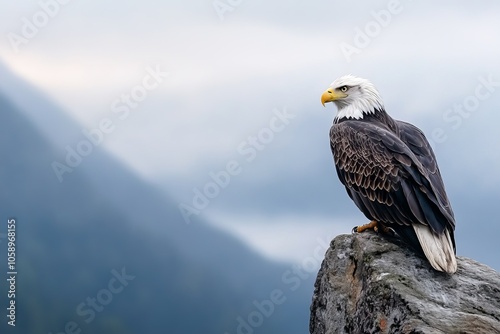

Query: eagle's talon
352,226,358,233
354,220,378,233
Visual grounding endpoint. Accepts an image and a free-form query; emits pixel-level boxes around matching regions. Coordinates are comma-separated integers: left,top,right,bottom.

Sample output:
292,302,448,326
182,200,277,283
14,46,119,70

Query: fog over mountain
0,63,313,333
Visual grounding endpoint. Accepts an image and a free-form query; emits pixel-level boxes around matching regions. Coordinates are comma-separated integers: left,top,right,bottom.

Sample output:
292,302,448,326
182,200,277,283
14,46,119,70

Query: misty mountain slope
0,60,307,289
0,62,81,147
0,90,312,333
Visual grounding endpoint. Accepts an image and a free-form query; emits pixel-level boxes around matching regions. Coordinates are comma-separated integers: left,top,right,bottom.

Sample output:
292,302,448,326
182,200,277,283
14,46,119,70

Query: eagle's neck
335,108,398,132
334,106,368,121
334,95,385,122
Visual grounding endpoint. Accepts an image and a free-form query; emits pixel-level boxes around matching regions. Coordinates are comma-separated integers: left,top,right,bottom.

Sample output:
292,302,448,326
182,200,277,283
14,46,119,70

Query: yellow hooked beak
321,89,346,107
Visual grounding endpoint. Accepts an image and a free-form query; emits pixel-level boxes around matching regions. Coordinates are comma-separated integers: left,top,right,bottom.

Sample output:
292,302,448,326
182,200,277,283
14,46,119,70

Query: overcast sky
1,0,500,268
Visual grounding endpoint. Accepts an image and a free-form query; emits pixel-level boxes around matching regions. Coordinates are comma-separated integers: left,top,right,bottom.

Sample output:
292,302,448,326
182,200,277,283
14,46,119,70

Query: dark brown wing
330,120,455,237
397,120,455,226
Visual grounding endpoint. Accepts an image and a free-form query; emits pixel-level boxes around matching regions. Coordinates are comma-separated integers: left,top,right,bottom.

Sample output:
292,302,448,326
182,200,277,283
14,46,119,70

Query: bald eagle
321,75,457,274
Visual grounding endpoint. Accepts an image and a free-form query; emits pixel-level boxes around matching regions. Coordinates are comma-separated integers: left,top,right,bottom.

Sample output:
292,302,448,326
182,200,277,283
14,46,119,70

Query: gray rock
310,233,500,334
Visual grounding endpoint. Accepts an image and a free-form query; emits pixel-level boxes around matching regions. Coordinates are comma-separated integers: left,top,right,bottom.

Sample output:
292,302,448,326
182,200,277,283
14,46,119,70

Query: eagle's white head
321,75,384,120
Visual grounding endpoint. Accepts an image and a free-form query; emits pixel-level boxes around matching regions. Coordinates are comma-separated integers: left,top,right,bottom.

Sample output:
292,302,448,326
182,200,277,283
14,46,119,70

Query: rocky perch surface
309,233,500,334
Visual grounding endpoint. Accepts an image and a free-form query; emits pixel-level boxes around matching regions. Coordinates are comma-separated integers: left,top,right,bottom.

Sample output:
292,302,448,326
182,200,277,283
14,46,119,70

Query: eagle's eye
339,86,348,93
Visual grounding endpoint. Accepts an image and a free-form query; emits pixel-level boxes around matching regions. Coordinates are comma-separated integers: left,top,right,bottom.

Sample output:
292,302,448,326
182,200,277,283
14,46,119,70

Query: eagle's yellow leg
352,220,378,233
352,221,395,235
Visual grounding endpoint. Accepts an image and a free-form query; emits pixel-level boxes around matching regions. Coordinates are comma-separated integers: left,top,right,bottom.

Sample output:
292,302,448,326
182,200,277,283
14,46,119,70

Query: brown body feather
330,110,457,273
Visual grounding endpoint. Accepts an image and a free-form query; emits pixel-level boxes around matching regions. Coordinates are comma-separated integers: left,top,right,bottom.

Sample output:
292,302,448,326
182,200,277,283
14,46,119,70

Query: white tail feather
412,224,457,274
